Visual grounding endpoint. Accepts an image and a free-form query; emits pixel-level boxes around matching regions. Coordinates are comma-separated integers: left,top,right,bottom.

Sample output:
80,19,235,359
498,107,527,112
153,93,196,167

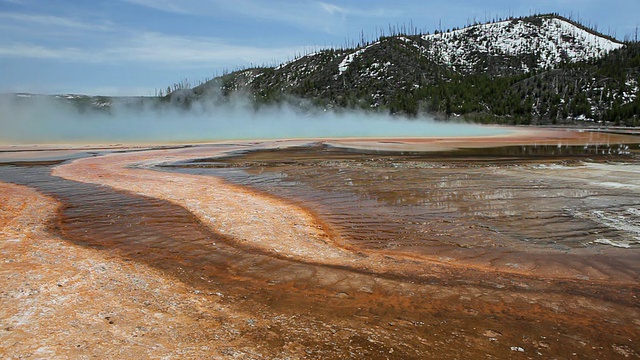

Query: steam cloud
0,94,505,144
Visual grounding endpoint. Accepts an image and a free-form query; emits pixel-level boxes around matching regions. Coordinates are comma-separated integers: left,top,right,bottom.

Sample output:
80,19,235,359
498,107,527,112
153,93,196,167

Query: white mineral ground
2,127,640,358
0,183,266,358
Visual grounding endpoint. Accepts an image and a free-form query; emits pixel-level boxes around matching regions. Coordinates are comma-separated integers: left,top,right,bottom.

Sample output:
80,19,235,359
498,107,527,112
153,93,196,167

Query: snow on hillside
421,17,624,73
275,52,319,71
338,42,379,75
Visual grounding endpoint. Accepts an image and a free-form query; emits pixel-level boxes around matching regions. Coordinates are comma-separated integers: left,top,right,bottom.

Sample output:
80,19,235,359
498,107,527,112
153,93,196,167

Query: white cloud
0,43,80,59
0,32,316,68
0,11,112,31
316,1,398,18
317,2,348,16
120,0,193,15
120,0,397,34
0,5,317,68
107,32,314,67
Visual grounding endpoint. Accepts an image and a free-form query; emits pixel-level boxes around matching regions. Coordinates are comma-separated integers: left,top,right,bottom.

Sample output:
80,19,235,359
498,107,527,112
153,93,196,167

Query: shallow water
164,144,640,255
0,165,379,292
2,145,640,358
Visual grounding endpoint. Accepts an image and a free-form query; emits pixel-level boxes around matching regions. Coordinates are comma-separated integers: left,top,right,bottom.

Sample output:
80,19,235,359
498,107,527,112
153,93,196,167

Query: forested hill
21,14,637,126
184,13,639,126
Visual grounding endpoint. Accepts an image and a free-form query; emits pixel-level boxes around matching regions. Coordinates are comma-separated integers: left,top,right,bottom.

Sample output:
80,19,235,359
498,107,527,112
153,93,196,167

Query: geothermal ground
1,128,640,358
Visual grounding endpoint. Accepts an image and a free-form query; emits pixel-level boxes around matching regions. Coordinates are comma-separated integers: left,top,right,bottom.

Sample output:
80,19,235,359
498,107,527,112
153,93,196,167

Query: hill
188,13,639,126
10,14,637,127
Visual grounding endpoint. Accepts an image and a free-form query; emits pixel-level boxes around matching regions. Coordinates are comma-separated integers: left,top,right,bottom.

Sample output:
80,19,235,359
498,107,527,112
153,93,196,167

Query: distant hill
11,14,639,127
187,13,639,126
420,15,623,74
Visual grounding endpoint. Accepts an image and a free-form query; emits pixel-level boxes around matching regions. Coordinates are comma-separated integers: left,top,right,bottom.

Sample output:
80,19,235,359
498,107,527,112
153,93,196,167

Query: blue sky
0,0,638,96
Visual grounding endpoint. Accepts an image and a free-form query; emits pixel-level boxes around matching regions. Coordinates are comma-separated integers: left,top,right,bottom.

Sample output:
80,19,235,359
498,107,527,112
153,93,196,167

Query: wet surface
2,141,640,358
165,144,640,259
0,165,363,294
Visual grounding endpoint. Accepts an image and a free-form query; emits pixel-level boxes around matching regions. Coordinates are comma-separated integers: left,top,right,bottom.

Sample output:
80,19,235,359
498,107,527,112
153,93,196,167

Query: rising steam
0,94,506,144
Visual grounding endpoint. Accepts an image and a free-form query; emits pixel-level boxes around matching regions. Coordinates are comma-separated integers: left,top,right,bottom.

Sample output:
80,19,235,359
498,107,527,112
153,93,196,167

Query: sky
0,0,638,96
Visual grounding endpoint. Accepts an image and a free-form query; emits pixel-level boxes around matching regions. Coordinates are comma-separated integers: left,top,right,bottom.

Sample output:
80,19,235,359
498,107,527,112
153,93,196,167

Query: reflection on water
164,144,640,253
0,165,367,289
2,146,640,359
0,164,463,298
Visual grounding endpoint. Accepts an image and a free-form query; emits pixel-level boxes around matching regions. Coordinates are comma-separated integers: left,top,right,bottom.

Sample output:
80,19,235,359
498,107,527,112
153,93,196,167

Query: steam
0,94,506,144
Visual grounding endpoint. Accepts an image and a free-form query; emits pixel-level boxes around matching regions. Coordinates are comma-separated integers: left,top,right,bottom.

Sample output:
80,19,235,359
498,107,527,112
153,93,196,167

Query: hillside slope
420,16,623,74
26,14,637,126
187,14,638,125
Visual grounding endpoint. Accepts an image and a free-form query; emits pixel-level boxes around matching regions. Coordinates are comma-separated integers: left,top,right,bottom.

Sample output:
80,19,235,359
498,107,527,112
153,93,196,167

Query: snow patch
275,52,319,71
421,17,623,73
338,42,379,75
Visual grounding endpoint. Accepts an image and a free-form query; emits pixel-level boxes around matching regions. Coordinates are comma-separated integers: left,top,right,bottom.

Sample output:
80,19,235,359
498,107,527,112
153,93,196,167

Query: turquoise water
1,97,508,144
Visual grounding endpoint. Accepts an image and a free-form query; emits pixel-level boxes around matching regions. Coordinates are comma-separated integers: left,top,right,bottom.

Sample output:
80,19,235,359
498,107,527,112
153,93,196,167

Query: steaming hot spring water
2,100,640,358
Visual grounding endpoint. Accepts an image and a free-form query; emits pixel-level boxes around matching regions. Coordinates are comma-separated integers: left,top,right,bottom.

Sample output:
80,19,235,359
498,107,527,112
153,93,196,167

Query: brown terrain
1,128,640,358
